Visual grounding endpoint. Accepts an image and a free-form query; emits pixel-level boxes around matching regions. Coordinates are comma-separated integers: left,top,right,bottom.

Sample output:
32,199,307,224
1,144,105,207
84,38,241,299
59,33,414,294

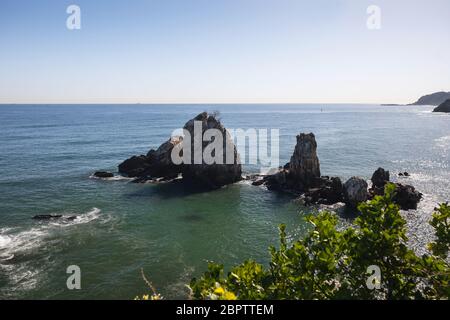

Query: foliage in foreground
189,184,450,300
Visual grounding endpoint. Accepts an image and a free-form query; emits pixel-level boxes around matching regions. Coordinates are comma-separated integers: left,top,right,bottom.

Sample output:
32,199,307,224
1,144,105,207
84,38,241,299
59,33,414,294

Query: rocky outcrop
118,112,241,188
288,133,321,190
369,167,389,196
367,167,422,210
301,176,344,205
118,155,151,177
392,183,422,210
260,133,322,192
181,112,242,188
118,136,183,178
343,177,369,207
433,99,450,113
254,133,344,205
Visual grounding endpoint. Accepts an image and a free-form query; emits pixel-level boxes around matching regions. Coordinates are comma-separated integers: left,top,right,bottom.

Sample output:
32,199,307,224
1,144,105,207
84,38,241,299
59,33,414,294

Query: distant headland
381,91,450,107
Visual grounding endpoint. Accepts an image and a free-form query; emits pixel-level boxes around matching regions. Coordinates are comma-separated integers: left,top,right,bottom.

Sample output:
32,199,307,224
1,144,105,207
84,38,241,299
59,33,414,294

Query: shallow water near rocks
0,104,449,299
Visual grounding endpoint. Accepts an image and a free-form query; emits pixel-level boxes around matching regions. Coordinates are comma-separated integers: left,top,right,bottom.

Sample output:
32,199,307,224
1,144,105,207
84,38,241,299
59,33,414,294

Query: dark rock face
343,177,368,207
302,176,344,205
264,170,289,191
118,155,150,177
370,167,390,196
433,99,450,113
181,112,242,188
393,183,422,210
261,133,322,193
288,133,321,189
93,171,114,178
118,136,183,178
118,112,241,188
371,167,390,189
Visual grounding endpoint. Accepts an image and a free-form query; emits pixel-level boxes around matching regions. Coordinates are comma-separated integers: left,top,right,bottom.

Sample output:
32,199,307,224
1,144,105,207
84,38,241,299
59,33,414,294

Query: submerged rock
343,177,368,207
32,214,78,221
93,171,114,178
32,214,63,220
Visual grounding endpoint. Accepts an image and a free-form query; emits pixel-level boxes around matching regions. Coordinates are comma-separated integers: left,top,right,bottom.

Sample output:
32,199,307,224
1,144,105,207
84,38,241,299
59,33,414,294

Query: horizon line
0,102,408,106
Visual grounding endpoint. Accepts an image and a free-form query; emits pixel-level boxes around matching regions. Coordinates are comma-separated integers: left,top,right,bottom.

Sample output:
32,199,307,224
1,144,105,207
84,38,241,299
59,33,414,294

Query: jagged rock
371,167,389,189
433,99,450,113
289,133,321,189
369,167,390,196
93,171,114,178
145,136,183,177
118,136,183,178
343,177,368,207
119,112,241,188
181,112,242,188
264,170,288,191
393,183,422,210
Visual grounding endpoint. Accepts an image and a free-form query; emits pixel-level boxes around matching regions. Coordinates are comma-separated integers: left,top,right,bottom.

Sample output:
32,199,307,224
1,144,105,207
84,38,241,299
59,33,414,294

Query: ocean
0,104,449,299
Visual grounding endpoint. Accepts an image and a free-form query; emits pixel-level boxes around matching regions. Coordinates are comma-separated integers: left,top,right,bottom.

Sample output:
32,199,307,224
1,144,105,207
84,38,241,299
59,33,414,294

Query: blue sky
0,0,449,104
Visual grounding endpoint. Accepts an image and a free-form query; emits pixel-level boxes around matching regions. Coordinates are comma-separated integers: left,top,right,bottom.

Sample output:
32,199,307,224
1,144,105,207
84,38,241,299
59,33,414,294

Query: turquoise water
0,104,449,299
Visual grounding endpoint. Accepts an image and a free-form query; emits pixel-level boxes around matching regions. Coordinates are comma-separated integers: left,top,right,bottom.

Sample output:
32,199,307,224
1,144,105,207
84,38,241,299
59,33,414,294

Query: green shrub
189,184,449,300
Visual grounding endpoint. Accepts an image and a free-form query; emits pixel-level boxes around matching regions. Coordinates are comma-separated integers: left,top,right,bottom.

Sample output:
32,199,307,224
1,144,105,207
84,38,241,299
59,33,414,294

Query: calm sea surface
0,104,449,299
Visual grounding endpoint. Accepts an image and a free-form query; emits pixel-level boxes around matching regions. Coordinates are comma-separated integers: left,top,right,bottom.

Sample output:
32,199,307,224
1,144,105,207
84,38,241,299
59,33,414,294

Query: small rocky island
433,99,450,113
118,112,242,189
250,134,422,210
114,112,422,211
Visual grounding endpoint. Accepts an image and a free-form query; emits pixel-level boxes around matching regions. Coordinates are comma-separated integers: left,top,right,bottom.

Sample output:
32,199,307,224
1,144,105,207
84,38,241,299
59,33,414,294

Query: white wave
0,208,103,261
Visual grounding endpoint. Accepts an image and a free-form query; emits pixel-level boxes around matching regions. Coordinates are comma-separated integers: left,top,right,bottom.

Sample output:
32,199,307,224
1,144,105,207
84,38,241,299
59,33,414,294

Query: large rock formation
289,133,321,190
257,133,343,204
433,99,450,113
181,112,242,188
118,112,241,188
343,177,368,207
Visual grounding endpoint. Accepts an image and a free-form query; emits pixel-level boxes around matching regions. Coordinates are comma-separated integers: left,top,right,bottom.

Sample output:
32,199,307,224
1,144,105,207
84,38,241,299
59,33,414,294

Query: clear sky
0,0,449,104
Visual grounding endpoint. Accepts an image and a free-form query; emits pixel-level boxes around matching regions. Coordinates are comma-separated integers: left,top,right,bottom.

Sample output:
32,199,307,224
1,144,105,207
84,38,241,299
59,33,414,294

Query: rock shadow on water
124,179,233,200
